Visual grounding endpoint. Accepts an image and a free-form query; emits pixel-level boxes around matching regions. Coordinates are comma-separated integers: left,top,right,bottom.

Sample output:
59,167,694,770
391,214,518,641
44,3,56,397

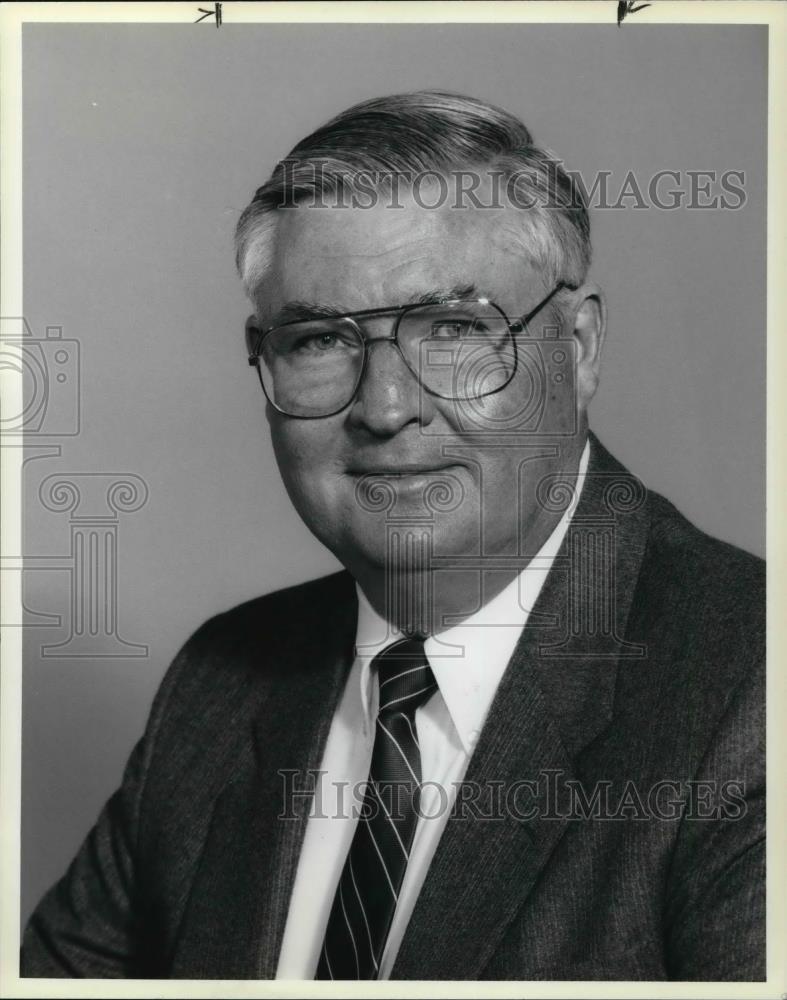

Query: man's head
236,91,606,625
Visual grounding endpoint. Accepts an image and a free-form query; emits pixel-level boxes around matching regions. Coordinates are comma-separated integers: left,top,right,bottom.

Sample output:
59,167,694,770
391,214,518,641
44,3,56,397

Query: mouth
347,463,469,511
347,464,463,478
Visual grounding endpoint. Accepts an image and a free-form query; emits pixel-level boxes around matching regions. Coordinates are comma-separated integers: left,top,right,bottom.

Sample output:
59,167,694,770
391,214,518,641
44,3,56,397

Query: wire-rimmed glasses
246,282,568,419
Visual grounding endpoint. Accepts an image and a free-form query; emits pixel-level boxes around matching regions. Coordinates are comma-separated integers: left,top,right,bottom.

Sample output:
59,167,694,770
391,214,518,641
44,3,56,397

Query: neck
353,566,529,637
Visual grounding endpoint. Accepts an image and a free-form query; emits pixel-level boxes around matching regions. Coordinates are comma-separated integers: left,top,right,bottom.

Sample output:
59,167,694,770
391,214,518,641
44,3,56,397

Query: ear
566,282,607,409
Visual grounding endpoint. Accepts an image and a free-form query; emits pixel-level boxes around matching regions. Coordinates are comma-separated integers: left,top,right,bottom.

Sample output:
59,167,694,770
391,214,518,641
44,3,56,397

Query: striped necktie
315,636,437,980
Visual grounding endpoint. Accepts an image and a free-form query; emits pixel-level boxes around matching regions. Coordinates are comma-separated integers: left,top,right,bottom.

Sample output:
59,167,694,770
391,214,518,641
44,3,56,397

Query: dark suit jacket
21,434,765,980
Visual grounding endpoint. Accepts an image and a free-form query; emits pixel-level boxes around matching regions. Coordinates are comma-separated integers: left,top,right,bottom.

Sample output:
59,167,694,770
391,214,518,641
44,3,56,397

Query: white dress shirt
275,441,590,979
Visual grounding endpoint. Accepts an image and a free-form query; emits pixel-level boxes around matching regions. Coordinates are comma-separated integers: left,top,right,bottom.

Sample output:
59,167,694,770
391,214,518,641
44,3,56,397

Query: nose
347,335,436,437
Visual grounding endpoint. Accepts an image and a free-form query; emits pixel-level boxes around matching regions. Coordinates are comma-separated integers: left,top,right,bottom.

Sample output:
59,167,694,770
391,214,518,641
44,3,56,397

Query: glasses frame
246,280,570,419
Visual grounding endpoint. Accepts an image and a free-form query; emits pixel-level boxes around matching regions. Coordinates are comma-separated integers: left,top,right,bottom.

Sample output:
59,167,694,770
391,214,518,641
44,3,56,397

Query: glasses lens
258,318,364,417
398,301,516,400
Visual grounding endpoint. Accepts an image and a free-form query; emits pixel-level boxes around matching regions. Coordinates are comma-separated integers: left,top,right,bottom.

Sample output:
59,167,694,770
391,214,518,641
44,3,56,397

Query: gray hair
234,90,591,310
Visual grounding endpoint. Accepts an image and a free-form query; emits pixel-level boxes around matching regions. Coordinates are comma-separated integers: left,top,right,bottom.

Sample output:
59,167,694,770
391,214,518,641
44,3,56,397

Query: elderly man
22,91,764,981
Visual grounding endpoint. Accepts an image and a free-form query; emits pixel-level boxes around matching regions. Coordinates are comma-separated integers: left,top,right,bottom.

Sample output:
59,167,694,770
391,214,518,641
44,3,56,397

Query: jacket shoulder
136,568,356,763
135,569,357,839
621,489,765,742
588,432,764,643
179,570,355,666
643,489,764,627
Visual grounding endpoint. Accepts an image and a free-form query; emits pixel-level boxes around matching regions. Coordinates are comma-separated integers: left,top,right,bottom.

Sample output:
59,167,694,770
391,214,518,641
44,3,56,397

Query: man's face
253,192,601,583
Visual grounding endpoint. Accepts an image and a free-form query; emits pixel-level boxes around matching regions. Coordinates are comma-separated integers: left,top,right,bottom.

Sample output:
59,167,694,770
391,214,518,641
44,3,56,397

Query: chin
343,517,476,571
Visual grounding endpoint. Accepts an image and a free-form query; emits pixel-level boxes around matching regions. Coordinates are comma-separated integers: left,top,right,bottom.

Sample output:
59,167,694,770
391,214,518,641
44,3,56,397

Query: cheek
268,419,346,514
450,365,579,437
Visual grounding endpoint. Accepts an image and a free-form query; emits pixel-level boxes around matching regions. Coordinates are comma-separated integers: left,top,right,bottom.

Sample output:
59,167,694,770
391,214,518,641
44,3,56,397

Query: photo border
1,3,784,998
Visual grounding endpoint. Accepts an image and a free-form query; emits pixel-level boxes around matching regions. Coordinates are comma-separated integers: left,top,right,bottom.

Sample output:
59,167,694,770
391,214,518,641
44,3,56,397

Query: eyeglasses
246,282,569,419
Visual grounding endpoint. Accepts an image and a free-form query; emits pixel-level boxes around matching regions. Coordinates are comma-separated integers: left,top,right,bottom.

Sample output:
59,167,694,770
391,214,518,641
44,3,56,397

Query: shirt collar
353,438,590,751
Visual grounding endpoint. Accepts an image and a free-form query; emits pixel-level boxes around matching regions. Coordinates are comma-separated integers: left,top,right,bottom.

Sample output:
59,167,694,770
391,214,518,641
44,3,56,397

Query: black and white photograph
1,2,784,993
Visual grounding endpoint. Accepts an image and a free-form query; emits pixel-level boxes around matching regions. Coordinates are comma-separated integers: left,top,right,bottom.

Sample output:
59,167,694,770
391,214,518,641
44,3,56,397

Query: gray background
21,24,766,921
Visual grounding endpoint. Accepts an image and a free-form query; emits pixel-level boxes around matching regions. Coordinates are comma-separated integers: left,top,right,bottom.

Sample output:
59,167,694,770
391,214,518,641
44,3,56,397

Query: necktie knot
374,637,437,718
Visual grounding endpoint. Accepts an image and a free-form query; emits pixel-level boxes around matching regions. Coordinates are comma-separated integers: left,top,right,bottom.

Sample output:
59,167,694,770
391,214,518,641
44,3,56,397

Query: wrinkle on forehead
259,200,542,321
275,196,529,253
295,235,450,265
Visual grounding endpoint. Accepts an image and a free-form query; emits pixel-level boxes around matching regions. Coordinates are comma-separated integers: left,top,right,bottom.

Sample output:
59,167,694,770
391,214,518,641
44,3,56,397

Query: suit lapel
392,433,652,979
171,574,358,979
247,607,357,980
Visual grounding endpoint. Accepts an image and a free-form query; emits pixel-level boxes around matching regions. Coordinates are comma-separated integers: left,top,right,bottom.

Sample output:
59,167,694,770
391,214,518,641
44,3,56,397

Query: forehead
257,194,541,321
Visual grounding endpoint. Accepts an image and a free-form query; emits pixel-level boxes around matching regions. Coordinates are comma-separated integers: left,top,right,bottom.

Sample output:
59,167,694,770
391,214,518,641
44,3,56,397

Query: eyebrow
268,284,483,328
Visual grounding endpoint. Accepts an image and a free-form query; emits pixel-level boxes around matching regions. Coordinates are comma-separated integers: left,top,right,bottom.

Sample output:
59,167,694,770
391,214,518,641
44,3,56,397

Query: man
21,91,764,980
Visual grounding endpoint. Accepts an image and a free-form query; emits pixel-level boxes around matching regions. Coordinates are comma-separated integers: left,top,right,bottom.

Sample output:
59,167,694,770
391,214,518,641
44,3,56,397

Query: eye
312,333,339,350
429,320,474,339
292,330,347,352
